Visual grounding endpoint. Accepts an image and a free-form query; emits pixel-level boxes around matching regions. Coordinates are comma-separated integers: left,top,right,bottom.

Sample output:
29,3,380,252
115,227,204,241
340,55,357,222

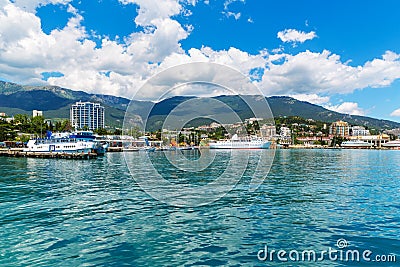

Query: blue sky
0,0,400,122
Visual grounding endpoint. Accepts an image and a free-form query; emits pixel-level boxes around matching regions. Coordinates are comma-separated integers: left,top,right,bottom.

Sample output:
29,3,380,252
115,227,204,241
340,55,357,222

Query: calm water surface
0,149,399,266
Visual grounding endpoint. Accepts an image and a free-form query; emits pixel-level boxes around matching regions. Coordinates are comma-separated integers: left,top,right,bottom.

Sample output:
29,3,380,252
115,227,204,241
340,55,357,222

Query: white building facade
33,110,43,117
351,126,370,136
260,125,277,138
280,126,291,138
70,101,105,130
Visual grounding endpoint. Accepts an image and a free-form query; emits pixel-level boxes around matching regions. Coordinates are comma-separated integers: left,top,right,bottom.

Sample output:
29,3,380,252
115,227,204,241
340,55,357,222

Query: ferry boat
341,140,373,148
209,134,271,149
24,131,108,155
382,140,400,148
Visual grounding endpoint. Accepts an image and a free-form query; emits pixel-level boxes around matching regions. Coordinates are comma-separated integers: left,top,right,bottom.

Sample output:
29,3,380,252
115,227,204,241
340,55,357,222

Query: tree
14,114,29,124
0,121,17,141
55,120,72,132
331,136,346,147
94,128,108,135
129,126,142,138
113,129,122,135
30,116,47,137
13,114,30,133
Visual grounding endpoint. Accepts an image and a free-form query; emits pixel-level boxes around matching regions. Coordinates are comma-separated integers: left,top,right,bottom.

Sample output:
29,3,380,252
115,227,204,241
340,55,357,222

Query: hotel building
70,101,105,130
329,120,350,137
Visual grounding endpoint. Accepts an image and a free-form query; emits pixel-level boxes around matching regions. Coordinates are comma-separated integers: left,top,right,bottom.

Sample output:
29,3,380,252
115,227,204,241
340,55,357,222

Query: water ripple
0,150,399,266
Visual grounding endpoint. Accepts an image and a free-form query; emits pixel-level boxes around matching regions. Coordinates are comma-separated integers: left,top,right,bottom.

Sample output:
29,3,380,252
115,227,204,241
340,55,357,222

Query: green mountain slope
1,81,399,130
146,95,400,130
0,81,147,128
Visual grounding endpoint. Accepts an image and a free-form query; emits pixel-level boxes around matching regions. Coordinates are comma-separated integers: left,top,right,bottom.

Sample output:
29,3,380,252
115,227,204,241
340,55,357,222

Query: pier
0,149,98,159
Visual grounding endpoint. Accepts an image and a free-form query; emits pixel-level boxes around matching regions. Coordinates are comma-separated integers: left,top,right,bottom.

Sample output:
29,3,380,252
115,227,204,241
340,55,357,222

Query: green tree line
0,114,72,142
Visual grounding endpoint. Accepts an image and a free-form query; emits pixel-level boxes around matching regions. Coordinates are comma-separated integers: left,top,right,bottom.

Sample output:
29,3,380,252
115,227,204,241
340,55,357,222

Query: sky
0,0,400,121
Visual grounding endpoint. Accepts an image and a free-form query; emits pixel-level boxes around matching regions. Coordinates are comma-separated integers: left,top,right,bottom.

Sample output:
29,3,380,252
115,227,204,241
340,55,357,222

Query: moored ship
24,131,108,155
382,140,400,148
209,134,271,149
341,140,373,148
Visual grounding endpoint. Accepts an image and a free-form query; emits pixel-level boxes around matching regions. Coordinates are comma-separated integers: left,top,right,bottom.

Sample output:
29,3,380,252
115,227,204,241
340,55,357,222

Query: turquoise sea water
0,149,399,266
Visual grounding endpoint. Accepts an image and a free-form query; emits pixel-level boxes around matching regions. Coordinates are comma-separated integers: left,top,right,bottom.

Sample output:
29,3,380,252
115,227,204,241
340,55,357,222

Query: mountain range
1,80,399,131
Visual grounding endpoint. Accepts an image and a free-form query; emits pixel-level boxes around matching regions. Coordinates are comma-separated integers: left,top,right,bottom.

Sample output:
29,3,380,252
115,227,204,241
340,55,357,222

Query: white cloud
277,29,317,44
223,0,245,10
0,0,400,103
224,11,241,20
119,0,182,26
5,0,72,12
259,50,400,96
0,1,194,97
325,102,366,116
290,94,330,105
126,17,188,62
390,108,400,117
223,0,244,20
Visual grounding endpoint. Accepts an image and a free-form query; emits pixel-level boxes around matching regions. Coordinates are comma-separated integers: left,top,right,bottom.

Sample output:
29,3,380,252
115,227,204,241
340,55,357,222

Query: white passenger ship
209,134,271,149
341,140,373,148
24,131,107,155
382,140,400,148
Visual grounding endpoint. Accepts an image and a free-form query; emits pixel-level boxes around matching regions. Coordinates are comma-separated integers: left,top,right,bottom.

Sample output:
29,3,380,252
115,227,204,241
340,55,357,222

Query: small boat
209,134,271,149
176,146,197,151
341,140,373,148
123,146,139,152
155,146,174,151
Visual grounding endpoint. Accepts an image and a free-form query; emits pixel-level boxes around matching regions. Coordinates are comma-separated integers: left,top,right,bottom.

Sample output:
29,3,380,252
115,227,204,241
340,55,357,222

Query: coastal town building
70,101,105,130
385,128,400,138
329,120,350,137
0,113,14,123
351,126,370,136
260,125,276,138
197,123,221,132
296,136,331,146
245,117,263,124
32,110,43,117
280,126,291,137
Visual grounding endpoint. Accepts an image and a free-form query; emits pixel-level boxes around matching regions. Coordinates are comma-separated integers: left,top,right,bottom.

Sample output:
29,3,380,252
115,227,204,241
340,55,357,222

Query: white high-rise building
70,101,105,130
